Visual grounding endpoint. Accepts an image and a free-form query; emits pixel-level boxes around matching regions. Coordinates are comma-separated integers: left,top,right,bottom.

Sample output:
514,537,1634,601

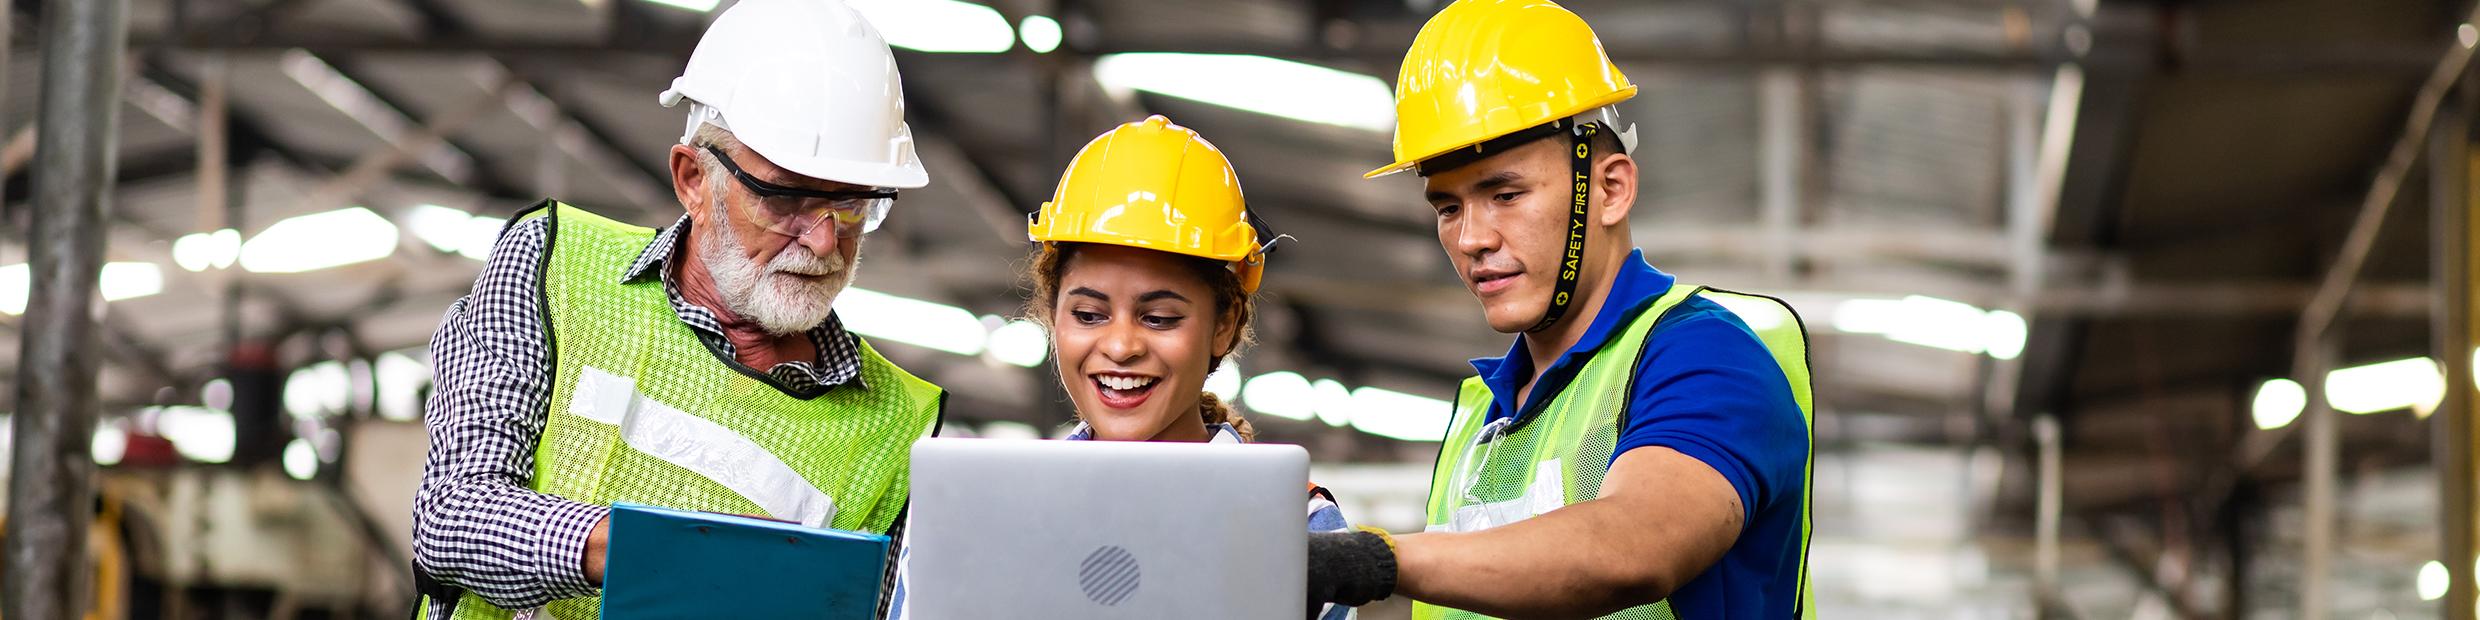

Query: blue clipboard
602,503,891,619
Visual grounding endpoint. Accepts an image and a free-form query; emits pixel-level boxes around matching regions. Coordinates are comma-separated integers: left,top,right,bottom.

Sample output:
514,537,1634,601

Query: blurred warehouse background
0,0,2476,617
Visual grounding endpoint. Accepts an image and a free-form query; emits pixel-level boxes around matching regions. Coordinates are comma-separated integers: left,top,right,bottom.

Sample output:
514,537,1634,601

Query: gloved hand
1307,527,1398,618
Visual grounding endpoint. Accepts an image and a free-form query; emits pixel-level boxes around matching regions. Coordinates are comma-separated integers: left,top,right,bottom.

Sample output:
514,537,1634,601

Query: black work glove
1307,528,1398,618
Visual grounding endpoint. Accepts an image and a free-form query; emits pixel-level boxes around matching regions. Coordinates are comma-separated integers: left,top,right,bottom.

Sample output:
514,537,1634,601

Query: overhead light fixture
98,262,165,303
1241,371,1316,421
638,0,720,12
240,206,400,273
2326,357,2445,415
284,438,319,481
1093,53,1395,132
376,351,430,422
986,319,1049,368
1204,362,1242,405
2250,378,2306,430
847,0,1015,53
459,217,505,261
1347,386,1453,442
1832,295,2027,359
93,422,126,467
2421,560,2450,601
0,261,169,315
173,228,242,272
1019,15,1063,54
285,360,353,420
151,405,236,464
1312,378,1355,428
403,205,504,261
838,287,988,356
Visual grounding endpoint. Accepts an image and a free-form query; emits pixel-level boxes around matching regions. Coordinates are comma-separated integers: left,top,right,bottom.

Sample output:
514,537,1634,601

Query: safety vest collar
1467,249,1676,426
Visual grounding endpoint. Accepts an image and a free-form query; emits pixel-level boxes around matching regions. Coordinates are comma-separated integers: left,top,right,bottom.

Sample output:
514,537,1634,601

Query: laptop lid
905,438,1308,619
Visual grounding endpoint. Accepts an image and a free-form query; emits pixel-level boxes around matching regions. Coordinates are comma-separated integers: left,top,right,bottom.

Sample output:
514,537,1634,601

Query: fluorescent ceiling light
0,261,169,315
839,287,987,355
1832,295,2027,359
1241,371,1315,421
1312,378,1355,428
285,360,352,419
93,423,125,466
1093,53,1395,132
404,205,503,261
173,228,242,272
847,0,1014,53
986,319,1049,367
152,405,236,464
1019,15,1062,54
406,204,473,253
1982,310,2027,360
99,262,164,303
1204,362,1242,405
1348,386,1453,442
459,217,506,261
241,206,400,274
2250,378,2305,430
2421,560,2449,601
376,351,430,422
284,438,318,481
638,0,720,12
2326,357,2444,415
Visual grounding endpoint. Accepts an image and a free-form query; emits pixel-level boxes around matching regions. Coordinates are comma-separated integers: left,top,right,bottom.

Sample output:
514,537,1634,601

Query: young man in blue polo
1305,1,1817,617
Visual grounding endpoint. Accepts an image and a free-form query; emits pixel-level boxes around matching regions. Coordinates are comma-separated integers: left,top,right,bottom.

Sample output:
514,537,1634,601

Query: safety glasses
706,145,898,238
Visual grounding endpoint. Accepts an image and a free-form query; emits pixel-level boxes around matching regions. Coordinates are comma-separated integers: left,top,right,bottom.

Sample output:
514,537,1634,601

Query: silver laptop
905,437,1308,619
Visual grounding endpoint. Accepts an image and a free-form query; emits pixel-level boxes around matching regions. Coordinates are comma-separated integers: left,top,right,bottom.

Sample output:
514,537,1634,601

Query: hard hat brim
1364,86,1639,179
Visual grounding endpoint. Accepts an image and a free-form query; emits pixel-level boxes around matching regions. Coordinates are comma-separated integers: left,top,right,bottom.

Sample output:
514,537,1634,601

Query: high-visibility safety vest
427,203,945,619
1414,284,1814,620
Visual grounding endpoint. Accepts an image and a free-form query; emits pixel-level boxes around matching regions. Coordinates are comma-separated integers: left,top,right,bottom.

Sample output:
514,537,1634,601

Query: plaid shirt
411,213,867,615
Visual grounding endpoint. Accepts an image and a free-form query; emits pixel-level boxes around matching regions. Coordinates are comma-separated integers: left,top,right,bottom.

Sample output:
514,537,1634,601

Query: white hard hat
659,0,929,189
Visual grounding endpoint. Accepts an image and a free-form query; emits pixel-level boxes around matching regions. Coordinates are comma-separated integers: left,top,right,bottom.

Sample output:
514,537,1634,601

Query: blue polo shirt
1468,249,1808,617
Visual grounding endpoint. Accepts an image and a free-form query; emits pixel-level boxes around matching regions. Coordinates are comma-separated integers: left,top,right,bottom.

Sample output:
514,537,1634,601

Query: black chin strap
1524,121,1598,334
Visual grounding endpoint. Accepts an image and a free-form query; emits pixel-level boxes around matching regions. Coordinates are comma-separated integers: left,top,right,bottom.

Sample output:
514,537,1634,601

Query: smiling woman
1010,115,1358,619
1028,243,1255,442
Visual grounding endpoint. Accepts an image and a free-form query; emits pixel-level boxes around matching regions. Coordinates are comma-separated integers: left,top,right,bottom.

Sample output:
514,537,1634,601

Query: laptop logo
1079,545,1142,606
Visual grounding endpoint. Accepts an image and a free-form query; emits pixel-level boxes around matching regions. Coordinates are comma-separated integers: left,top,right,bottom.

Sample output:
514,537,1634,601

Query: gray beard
697,208,858,336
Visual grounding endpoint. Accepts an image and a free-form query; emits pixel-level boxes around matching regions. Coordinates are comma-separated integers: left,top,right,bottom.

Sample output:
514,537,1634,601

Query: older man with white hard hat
409,1,944,617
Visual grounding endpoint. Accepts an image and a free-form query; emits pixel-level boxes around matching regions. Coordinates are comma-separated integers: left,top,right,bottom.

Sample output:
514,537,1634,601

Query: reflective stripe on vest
431,202,943,620
1412,283,1815,620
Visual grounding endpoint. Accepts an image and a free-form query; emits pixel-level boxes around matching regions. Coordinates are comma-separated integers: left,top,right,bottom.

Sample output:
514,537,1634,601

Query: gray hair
688,123,744,208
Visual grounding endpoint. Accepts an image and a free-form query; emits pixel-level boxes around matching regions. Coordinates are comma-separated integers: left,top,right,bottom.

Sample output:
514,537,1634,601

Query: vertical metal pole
2438,91,2480,620
1758,68,1799,281
4,0,130,617
196,55,228,234
2298,335,2339,619
2034,413,2062,611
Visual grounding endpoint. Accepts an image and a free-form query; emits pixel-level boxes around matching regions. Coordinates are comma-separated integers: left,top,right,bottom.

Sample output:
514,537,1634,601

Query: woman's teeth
1097,375,1157,391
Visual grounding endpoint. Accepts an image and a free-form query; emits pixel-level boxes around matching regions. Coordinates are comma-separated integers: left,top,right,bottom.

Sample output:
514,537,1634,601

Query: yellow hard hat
1366,0,1638,179
1030,115,1266,293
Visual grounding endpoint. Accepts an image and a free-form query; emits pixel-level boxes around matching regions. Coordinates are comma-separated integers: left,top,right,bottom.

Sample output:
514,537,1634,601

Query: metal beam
315,54,528,199
2435,78,2479,620
2295,7,2480,615
4,0,126,616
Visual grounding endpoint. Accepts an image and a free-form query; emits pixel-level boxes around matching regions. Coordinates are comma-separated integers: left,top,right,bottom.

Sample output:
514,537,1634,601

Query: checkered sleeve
411,217,611,612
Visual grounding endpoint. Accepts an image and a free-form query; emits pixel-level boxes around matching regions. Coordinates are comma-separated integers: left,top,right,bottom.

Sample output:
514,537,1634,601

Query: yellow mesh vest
432,203,944,620
1414,284,1815,620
